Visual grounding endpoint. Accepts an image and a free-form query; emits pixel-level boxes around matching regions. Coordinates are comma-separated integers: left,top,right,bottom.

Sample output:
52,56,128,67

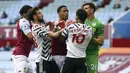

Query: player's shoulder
83,24,90,28
19,18,31,30
54,21,60,25
94,17,103,25
32,24,41,29
66,23,75,29
19,18,30,27
82,24,91,29
19,18,29,24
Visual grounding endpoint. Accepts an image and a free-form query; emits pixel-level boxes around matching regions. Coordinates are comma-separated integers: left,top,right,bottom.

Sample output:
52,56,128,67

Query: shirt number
72,34,85,44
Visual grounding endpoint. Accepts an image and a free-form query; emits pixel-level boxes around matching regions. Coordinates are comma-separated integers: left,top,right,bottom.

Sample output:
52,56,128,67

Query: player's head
76,9,88,23
57,5,68,21
27,7,44,23
19,5,32,17
82,3,96,15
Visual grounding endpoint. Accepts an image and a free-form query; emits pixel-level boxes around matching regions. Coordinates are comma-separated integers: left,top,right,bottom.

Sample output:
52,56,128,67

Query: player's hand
60,28,65,32
57,20,65,29
65,20,75,26
46,21,55,31
33,38,38,48
58,28,65,34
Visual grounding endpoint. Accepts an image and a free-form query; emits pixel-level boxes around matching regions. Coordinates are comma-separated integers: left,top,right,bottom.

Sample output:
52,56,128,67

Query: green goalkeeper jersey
85,17,104,54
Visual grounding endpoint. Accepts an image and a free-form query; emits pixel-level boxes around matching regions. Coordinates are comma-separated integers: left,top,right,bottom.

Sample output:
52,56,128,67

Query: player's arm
59,27,68,41
47,29,64,38
90,23,104,46
90,36,104,46
26,32,34,41
32,24,64,38
45,21,55,31
53,20,66,32
20,21,33,41
47,21,68,39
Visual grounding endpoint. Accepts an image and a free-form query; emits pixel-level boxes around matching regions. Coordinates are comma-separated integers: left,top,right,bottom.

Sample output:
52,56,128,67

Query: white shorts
53,55,66,71
12,55,33,73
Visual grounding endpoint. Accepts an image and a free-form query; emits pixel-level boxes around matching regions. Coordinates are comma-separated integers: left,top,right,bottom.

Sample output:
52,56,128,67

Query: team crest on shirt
92,22,96,27
23,25,28,30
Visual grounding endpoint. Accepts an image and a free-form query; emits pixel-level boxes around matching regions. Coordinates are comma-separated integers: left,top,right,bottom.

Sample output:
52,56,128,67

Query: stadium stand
0,0,129,25
0,0,130,73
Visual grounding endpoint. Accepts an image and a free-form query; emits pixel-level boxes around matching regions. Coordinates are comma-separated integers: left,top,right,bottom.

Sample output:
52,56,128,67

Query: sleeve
61,27,68,37
19,21,31,35
32,25,49,37
96,22,104,36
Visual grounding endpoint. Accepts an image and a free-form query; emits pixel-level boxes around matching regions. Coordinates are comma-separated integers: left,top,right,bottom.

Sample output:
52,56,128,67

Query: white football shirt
32,23,52,62
62,23,93,58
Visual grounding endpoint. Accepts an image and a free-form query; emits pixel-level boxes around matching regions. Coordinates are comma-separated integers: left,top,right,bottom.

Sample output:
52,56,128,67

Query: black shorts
36,59,60,73
62,57,87,73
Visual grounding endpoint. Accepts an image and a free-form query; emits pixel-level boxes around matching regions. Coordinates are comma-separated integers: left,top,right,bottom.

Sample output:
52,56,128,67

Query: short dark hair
27,7,39,21
19,5,32,16
82,3,96,13
76,9,88,22
57,5,67,13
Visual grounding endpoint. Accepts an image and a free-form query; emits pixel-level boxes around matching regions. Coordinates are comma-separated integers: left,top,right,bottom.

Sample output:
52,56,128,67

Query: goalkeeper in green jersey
82,3,104,73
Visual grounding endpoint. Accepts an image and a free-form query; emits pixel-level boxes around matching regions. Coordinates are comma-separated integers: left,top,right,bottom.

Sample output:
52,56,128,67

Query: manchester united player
28,7,62,73
61,9,93,73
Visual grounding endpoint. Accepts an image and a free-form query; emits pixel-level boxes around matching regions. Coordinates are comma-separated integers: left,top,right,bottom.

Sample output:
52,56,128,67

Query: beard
65,16,68,20
38,18,44,23
64,15,68,20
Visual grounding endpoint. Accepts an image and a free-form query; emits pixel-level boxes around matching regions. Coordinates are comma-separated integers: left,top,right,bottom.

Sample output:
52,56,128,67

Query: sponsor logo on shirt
92,22,96,27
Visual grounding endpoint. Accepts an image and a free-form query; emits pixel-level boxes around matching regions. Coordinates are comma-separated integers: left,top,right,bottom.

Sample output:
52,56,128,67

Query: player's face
75,16,78,23
59,7,68,20
36,10,44,22
83,5,93,15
